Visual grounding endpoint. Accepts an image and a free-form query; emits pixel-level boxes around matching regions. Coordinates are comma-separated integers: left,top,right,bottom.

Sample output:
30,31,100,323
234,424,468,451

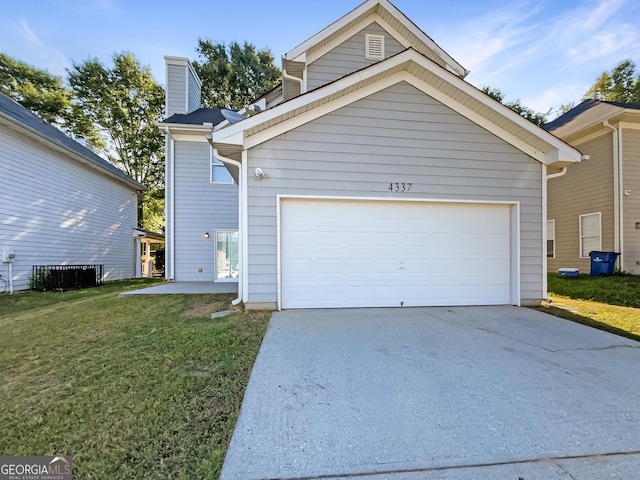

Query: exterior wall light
204,232,210,238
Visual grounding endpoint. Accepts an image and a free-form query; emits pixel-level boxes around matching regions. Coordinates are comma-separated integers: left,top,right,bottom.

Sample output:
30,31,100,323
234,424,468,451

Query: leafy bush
28,269,55,291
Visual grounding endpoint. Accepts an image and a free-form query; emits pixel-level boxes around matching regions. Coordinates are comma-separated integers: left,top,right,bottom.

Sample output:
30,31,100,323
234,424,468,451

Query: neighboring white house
0,92,145,292
162,0,582,309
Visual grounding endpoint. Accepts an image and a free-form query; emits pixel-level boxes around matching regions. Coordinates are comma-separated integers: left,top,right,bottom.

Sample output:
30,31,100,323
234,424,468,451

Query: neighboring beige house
162,0,582,309
545,99,640,274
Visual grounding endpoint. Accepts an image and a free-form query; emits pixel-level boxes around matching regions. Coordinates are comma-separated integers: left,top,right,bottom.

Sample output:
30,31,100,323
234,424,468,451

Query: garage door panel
281,199,513,308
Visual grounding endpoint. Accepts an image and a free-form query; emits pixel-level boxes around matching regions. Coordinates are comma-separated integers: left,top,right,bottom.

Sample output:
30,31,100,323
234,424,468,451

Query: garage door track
220,306,640,479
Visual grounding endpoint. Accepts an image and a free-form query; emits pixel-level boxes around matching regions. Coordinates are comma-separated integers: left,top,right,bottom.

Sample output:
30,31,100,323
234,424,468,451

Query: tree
68,52,165,228
482,86,549,126
0,53,72,126
584,59,640,104
192,40,281,110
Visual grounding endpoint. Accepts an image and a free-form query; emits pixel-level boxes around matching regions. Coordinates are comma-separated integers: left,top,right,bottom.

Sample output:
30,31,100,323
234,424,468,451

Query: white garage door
280,199,514,309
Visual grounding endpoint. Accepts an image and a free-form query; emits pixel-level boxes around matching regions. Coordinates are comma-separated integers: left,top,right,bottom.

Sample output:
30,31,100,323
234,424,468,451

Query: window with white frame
547,220,555,258
579,212,601,258
211,151,234,184
215,230,239,281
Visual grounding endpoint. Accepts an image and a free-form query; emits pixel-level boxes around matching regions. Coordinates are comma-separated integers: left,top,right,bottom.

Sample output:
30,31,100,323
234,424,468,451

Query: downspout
210,142,244,306
546,167,567,180
8,262,13,294
165,127,176,281
603,121,624,270
282,68,304,95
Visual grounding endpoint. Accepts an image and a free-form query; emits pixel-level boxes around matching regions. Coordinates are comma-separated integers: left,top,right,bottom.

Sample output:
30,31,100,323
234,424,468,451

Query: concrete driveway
220,306,640,479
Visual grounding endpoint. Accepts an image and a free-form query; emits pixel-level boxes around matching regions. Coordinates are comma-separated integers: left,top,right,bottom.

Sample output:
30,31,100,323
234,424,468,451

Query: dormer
281,0,468,101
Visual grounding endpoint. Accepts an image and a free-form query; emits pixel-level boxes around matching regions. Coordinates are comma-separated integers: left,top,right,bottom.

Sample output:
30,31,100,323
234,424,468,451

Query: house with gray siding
162,0,581,309
545,99,640,274
0,92,144,292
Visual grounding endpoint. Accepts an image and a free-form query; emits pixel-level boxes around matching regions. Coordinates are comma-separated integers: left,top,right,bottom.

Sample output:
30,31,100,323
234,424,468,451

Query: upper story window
365,34,385,60
579,212,601,258
211,152,234,184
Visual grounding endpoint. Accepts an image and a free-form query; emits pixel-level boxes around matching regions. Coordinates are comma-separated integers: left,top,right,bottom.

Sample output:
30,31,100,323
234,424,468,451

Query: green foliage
0,284,270,478
584,59,640,104
27,269,54,292
139,188,165,232
193,40,281,110
559,102,575,115
481,85,549,126
547,273,640,308
68,52,165,190
154,247,165,272
0,53,74,127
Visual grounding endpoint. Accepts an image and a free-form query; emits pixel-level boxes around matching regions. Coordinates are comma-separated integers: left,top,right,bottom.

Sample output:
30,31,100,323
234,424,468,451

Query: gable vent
365,34,385,60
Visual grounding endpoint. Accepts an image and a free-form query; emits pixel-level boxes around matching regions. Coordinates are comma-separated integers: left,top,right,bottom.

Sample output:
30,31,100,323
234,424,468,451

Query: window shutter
365,34,385,60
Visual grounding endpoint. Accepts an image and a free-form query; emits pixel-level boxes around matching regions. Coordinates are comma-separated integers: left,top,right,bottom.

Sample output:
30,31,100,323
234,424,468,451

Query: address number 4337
388,182,412,192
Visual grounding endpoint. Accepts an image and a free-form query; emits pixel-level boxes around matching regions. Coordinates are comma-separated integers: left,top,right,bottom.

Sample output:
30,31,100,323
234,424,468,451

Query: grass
547,273,640,308
532,274,640,343
0,279,270,479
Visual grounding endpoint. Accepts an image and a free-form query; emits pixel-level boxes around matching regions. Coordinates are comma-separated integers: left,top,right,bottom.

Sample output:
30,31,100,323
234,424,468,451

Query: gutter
603,121,624,270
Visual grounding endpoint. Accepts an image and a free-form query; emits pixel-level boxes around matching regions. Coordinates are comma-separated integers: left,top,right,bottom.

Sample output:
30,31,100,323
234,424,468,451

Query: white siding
0,125,137,291
173,140,238,281
246,82,543,305
307,22,405,91
166,64,187,116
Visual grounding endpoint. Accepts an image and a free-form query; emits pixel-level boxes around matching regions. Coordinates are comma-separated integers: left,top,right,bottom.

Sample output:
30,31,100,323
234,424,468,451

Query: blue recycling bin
589,251,619,276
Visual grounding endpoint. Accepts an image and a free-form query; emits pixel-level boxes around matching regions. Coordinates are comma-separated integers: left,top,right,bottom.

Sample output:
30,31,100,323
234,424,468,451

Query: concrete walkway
120,281,237,295
220,306,640,479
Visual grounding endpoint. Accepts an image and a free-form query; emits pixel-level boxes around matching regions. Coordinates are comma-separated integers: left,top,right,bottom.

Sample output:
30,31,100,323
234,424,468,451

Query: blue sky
1,0,639,118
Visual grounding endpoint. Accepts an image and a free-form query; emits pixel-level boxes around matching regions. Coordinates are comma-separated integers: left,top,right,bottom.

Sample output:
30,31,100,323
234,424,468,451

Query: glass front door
216,231,239,281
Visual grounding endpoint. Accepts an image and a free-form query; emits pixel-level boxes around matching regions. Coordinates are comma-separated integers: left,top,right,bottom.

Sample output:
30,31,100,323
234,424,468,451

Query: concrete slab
119,281,237,295
220,306,640,480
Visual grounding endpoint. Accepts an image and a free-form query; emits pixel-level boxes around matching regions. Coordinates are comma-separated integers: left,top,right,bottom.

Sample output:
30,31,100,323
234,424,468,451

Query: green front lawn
535,274,640,342
547,273,640,308
0,279,270,479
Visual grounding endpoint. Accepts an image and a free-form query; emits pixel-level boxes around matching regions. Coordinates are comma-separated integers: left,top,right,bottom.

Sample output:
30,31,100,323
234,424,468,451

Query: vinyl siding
0,125,137,291
622,128,640,274
167,64,187,116
307,22,405,91
187,67,201,113
246,81,543,305
173,139,238,281
547,133,615,273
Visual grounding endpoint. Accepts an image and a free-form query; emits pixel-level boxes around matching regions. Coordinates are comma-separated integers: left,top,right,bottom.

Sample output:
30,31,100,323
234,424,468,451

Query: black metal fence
31,265,104,291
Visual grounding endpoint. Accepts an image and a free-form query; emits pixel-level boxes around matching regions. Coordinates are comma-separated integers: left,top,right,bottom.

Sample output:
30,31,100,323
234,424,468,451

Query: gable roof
212,48,581,167
0,92,144,191
545,99,640,140
284,0,468,78
163,107,225,126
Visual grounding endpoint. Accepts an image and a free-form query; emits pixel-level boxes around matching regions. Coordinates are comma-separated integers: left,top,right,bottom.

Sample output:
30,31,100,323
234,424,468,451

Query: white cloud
566,28,638,63
522,83,591,116
11,20,71,76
